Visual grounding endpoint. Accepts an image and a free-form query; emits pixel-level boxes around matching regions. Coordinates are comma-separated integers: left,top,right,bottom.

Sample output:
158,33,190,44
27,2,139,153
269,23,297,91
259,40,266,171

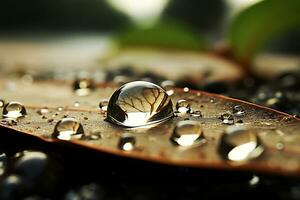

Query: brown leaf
1,78,300,177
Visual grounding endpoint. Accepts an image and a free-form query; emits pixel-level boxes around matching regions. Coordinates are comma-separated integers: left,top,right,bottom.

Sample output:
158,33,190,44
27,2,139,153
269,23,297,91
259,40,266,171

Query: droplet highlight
161,80,175,96
220,113,234,125
170,120,205,147
106,81,173,128
176,99,191,114
218,126,264,162
118,135,136,151
52,118,84,140
73,78,95,96
233,105,245,116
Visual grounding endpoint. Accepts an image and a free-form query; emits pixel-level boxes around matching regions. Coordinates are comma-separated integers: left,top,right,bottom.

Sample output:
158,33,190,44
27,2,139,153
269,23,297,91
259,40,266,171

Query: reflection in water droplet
0,100,5,108
37,107,49,115
161,80,175,96
233,105,245,115
218,126,264,162
2,101,27,119
106,81,173,128
176,100,191,114
220,113,234,125
52,118,84,140
74,101,80,107
118,135,136,151
170,120,205,147
99,99,109,111
73,78,95,96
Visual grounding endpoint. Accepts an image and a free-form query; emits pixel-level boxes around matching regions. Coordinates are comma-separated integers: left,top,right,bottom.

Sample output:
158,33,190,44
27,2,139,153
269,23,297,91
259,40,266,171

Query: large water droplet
176,99,191,114
2,101,27,119
218,126,264,162
220,113,234,125
106,81,173,128
233,105,245,116
52,118,84,140
170,120,205,147
73,78,95,96
118,135,136,151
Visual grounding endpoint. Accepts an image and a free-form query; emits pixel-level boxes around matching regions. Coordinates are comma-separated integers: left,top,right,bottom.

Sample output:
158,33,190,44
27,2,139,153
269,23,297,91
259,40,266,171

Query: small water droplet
73,78,95,96
106,81,173,128
249,175,260,187
276,142,285,150
218,126,264,162
220,113,234,125
161,80,175,96
2,101,27,119
99,99,108,111
74,101,80,107
176,100,191,114
52,118,84,140
37,107,49,115
57,107,64,112
170,120,205,147
233,105,244,115
0,100,5,108
210,98,215,103
191,110,202,117
183,87,189,92
118,135,136,151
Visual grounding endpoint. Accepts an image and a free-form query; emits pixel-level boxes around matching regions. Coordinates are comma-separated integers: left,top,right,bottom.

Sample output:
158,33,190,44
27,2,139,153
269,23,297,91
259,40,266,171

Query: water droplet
2,101,27,119
99,99,108,111
73,78,95,96
0,153,7,176
52,118,84,140
37,107,49,115
118,135,136,151
161,80,175,96
170,120,205,147
176,100,191,114
0,100,5,108
191,110,202,117
233,105,244,115
220,113,234,125
106,81,173,128
276,142,285,150
218,126,264,162
57,106,64,112
74,101,80,107
249,175,260,187
210,98,215,103
183,87,189,92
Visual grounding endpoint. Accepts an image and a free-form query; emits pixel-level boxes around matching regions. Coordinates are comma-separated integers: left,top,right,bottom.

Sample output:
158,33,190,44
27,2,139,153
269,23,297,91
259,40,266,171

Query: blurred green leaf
229,0,300,63
116,21,206,50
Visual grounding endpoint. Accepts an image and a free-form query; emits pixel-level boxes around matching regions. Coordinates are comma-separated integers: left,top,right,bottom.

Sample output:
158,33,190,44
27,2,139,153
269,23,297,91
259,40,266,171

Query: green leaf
229,0,300,63
116,21,206,50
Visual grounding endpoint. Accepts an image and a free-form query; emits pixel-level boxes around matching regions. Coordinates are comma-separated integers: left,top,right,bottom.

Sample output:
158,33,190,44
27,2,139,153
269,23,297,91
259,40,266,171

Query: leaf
229,0,300,63
1,78,300,177
116,21,206,50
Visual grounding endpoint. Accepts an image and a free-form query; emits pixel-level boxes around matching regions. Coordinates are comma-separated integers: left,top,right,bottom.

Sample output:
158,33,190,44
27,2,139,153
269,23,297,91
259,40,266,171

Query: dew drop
106,81,173,128
276,142,285,151
176,99,191,114
170,120,205,147
183,87,189,92
74,101,80,107
0,100,5,108
118,135,136,151
233,105,245,116
191,110,202,117
161,80,175,96
220,113,234,125
57,107,64,112
52,118,84,140
218,126,264,162
99,99,109,111
37,107,49,115
73,78,95,96
2,101,27,119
